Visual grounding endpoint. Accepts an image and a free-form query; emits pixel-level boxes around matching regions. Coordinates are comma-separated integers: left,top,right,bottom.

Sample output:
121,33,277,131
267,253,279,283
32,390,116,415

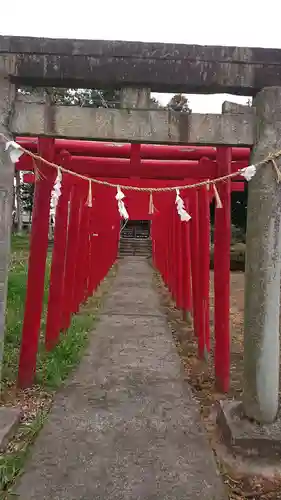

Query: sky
0,0,279,112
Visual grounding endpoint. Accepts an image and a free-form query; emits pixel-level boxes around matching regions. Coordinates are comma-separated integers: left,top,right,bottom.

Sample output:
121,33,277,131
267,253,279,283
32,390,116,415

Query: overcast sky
0,0,279,112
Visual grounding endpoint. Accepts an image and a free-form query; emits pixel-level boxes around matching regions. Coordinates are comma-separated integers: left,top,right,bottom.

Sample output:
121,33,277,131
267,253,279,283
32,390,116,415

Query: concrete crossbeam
2,35,281,94
10,101,255,146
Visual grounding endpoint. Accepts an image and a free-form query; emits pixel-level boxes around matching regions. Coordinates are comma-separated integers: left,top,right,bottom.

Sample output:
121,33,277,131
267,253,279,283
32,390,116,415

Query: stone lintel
10,101,255,146
2,35,281,94
222,101,255,114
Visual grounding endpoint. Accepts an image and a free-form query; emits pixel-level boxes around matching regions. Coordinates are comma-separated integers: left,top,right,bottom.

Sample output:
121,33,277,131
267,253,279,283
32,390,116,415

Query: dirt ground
155,270,281,500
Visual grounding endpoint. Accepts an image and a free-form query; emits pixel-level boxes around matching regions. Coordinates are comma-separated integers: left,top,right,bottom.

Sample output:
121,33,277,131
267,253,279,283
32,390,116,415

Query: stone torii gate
0,36,281,428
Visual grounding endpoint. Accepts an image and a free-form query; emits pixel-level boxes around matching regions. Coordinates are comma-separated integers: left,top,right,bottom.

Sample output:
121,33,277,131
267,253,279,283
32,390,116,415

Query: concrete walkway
15,257,226,499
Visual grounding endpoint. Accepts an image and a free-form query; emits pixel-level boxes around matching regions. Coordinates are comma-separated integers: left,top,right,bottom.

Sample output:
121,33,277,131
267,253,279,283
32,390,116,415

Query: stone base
0,407,22,450
217,400,281,459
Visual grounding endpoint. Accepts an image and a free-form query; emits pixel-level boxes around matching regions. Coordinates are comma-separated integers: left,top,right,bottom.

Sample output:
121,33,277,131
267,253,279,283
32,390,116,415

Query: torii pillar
0,77,16,385
243,87,281,424
219,88,281,458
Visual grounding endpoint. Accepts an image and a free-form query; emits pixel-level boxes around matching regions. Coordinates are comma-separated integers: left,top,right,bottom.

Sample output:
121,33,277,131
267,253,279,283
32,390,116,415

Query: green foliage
50,87,121,108
10,234,30,253
0,411,48,494
19,183,34,215
167,93,191,112
18,87,161,109
4,235,97,385
36,313,93,388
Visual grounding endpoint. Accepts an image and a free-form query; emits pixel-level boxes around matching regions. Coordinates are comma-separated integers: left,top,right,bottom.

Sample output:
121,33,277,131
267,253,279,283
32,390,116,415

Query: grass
0,411,48,499
0,232,116,495
36,312,95,388
4,232,101,387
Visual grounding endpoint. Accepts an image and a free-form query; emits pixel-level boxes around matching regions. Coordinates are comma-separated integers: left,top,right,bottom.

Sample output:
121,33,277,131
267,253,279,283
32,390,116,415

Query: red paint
170,208,177,299
189,189,200,343
173,209,179,305
17,134,240,390
198,185,211,357
75,199,90,310
61,184,82,330
83,208,92,302
45,156,72,350
181,198,192,316
130,143,141,167
214,147,232,392
18,138,55,388
17,154,247,180
17,137,250,160
176,215,184,310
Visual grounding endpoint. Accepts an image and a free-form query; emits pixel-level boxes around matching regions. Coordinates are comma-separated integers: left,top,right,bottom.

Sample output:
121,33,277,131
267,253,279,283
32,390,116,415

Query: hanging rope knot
116,186,129,220
51,167,62,210
175,189,191,221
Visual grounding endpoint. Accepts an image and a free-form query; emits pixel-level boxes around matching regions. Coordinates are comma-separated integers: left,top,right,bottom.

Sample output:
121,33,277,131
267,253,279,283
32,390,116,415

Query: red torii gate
16,138,247,391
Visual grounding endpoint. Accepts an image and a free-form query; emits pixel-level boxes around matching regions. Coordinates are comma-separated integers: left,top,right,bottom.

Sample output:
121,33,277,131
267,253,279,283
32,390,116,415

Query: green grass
0,411,48,498
4,233,99,387
10,234,30,253
36,313,95,388
0,233,115,494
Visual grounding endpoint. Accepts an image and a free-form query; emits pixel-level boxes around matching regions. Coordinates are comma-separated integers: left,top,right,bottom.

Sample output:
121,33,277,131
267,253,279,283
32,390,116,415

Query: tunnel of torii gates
4,35,281,428
14,137,249,395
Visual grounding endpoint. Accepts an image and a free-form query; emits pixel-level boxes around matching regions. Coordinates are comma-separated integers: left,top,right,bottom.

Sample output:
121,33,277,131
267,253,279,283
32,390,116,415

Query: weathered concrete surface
15,257,226,499
244,87,281,424
0,407,22,450
11,99,255,145
0,78,16,383
2,35,281,94
218,400,281,459
222,101,255,115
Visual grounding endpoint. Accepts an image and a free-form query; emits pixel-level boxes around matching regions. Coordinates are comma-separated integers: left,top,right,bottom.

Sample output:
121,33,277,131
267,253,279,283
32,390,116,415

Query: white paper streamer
116,186,129,220
5,141,24,163
213,184,223,208
175,189,191,222
51,168,62,210
240,165,257,181
86,180,92,207
148,191,154,214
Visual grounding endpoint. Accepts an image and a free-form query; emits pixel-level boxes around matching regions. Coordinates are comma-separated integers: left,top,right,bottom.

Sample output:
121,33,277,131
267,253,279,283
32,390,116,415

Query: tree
20,182,35,225
167,93,191,113
49,88,121,108
19,87,161,109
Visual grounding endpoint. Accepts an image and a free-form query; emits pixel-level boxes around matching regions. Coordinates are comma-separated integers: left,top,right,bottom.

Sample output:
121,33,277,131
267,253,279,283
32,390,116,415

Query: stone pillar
243,87,281,424
0,76,16,384
120,88,151,109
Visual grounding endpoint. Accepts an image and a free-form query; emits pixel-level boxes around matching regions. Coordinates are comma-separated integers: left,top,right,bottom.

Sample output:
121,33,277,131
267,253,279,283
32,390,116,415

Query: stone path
15,257,226,499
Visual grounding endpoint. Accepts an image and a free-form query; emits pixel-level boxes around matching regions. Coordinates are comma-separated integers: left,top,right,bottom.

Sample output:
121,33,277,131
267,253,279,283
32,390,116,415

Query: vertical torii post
0,76,16,386
243,87,281,424
18,136,55,388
